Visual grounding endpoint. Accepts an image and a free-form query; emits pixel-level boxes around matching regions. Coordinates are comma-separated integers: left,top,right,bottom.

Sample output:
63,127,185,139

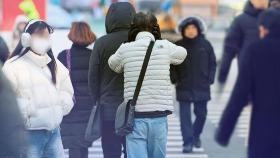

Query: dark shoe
183,144,193,153
194,138,202,148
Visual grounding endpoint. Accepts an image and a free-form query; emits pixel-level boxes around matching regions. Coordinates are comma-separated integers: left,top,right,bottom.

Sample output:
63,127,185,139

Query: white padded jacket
109,32,187,112
3,51,74,130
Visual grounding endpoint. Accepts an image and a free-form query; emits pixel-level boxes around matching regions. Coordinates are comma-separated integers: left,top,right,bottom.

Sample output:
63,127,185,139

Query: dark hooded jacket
218,1,264,83
216,9,280,158
171,17,217,102
88,2,135,121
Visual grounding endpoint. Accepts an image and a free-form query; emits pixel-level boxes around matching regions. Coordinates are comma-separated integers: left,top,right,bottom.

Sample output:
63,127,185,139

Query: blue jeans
126,117,168,158
179,101,208,146
24,128,64,158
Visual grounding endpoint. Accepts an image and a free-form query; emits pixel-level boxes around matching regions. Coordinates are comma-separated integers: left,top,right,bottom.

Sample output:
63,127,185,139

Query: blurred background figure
58,21,96,158
0,66,26,158
270,0,280,8
216,8,280,158
159,14,177,33
159,13,181,43
171,16,216,154
0,35,10,63
218,0,269,85
11,15,28,52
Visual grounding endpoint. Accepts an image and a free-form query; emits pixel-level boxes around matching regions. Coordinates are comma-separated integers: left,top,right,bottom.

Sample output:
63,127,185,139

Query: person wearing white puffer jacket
109,12,187,158
2,20,74,158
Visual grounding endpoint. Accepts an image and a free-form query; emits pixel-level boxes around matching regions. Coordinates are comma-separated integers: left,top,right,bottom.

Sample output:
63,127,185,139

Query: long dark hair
128,12,161,42
10,21,57,84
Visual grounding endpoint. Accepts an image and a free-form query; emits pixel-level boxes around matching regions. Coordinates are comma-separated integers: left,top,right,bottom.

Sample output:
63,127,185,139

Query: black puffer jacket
171,17,217,102
88,2,135,121
58,44,94,148
218,1,264,83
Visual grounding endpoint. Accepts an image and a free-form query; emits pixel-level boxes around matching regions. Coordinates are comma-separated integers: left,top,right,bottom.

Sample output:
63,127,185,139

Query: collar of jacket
25,51,52,68
135,32,156,42
182,35,204,43
71,43,94,50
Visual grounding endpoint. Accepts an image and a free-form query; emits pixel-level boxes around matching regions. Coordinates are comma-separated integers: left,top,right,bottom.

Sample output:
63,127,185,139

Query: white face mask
30,37,51,55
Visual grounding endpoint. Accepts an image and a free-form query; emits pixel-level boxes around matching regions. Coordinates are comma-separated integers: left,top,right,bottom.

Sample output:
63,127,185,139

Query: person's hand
215,82,225,101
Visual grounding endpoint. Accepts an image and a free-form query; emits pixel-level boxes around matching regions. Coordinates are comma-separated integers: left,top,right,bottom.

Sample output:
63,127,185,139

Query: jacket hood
178,16,207,38
244,1,264,17
105,2,136,34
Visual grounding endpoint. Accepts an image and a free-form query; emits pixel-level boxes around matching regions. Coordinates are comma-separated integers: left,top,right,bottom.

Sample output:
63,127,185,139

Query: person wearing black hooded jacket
218,0,268,84
88,2,135,158
171,17,217,153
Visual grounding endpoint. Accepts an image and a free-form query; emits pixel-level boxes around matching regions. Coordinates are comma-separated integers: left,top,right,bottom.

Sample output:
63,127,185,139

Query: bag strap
131,41,155,106
66,49,71,71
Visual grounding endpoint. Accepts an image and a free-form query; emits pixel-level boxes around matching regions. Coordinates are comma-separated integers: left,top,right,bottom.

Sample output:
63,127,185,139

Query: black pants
179,101,208,146
69,148,88,158
101,121,126,158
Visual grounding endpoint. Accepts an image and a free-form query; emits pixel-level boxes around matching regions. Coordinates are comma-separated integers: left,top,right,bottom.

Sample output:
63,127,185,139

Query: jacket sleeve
2,63,37,119
57,62,74,116
208,41,217,84
168,41,187,65
89,40,102,103
108,44,124,73
215,46,253,146
218,17,243,84
170,64,179,84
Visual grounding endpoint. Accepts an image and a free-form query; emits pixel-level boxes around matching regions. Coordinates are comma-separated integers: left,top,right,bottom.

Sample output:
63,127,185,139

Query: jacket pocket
28,108,54,130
